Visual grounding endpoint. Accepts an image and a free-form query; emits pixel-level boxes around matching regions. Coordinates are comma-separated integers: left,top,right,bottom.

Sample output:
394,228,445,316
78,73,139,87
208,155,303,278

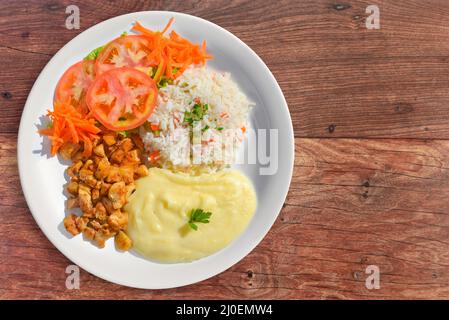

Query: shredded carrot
241,126,246,133
131,18,213,81
39,100,100,156
149,150,161,162
161,17,174,35
150,123,160,131
220,112,229,119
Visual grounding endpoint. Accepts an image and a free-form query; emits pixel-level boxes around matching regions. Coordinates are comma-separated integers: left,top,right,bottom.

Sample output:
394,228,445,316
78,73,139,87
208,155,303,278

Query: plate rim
17,10,295,289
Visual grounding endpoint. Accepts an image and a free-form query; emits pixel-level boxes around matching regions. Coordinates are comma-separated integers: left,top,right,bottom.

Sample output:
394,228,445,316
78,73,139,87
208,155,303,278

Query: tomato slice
95,35,156,76
55,60,95,114
86,67,158,130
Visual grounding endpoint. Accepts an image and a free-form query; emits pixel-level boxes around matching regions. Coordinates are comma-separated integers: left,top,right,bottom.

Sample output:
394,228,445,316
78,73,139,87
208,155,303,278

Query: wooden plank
3,134,449,299
2,1,449,138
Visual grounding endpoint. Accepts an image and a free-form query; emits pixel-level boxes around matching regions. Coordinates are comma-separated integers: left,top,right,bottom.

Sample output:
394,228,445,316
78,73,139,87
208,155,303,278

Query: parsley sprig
188,208,212,231
184,102,209,126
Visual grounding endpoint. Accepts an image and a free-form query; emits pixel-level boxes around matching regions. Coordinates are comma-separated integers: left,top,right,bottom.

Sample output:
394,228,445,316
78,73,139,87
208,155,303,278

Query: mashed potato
125,168,257,262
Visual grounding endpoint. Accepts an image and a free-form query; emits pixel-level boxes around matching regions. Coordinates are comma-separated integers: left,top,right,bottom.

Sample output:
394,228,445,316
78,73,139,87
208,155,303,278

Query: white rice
140,66,253,172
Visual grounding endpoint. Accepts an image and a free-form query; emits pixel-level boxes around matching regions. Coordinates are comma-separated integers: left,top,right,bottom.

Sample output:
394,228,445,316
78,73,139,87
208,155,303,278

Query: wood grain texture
2,0,449,299
3,136,449,299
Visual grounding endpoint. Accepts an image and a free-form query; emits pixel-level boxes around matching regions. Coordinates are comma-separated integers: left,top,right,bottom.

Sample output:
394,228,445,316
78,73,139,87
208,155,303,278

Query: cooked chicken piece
108,210,128,230
102,134,117,146
119,166,134,184
66,181,79,195
106,165,121,183
135,164,149,178
67,197,79,209
110,149,126,164
83,226,96,241
93,144,106,157
126,183,136,198
89,219,102,231
115,231,132,251
71,151,84,162
92,136,101,147
95,202,108,222
67,161,83,177
108,181,127,209
95,157,110,180
100,183,111,197
75,216,89,232
79,168,94,182
85,175,98,189
94,231,108,248
82,209,95,219
101,197,115,214
64,214,80,236
59,143,81,160
119,138,134,152
94,180,102,190
82,159,94,171
101,224,117,238
91,188,100,202
131,134,145,152
78,183,92,212
125,149,141,164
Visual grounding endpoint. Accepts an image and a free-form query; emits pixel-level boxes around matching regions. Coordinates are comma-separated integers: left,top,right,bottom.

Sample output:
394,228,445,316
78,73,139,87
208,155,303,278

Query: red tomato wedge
86,67,158,131
95,35,156,76
54,60,95,114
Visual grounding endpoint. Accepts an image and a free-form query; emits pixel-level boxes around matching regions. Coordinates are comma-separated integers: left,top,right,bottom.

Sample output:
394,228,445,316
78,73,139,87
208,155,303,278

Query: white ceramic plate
18,11,294,289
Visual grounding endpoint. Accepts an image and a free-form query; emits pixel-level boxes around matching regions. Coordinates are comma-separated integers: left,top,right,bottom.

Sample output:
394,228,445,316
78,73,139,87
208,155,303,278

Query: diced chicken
79,168,94,182
100,182,111,196
115,231,132,251
102,134,116,146
71,151,84,162
101,197,115,214
94,231,108,248
60,143,80,160
110,149,126,164
95,157,110,180
93,144,106,157
75,216,89,232
60,133,147,250
83,226,96,241
108,181,127,209
95,202,108,222
101,224,116,237
119,166,134,184
82,159,94,171
64,214,80,236
119,138,134,152
135,164,149,178
67,197,79,209
131,134,145,151
92,188,100,202
126,183,136,198
125,149,141,164
89,219,102,231
78,183,92,212
67,161,83,177
66,181,79,195
106,166,121,183
108,210,128,230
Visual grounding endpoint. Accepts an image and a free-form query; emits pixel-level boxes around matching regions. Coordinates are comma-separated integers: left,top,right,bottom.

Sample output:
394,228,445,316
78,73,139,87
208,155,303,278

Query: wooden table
2,0,449,299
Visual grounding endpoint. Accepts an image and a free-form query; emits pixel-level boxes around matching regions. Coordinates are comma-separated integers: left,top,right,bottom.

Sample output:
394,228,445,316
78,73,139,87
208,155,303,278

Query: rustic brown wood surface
1,0,449,299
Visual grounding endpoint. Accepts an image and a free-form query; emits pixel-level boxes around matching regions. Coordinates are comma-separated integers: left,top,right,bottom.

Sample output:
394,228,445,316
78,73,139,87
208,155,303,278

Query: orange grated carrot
39,100,100,156
132,19,213,81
